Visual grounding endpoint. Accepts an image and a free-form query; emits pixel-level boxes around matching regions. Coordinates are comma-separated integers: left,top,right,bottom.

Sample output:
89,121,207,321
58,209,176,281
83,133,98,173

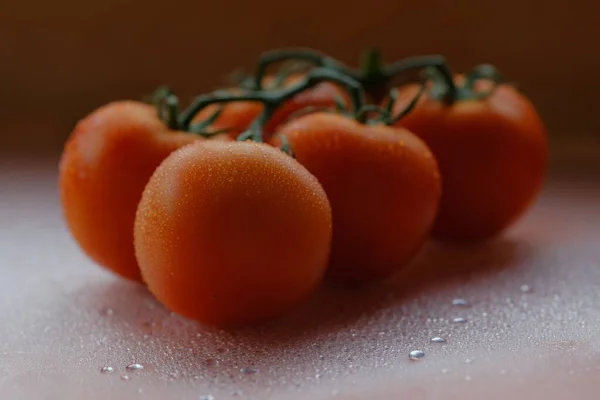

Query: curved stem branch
252,48,361,90
179,91,266,129
384,55,457,103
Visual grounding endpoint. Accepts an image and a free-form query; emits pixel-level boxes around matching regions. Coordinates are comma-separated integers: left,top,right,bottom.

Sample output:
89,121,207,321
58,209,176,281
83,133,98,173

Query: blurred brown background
1,0,599,154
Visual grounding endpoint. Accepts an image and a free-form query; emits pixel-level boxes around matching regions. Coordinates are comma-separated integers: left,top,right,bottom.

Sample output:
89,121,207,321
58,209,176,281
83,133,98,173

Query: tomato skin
134,141,332,327
394,84,548,242
272,114,441,283
193,75,346,140
59,101,197,281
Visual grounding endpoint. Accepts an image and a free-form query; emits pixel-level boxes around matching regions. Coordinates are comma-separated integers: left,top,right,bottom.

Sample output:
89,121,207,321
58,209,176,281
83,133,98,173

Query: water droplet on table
204,358,219,367
409,350,425,360
520,284,532,293
241,367,258,375
100,307,114,317
453,317,467,324
452,298,469,306
431,336,446,344
100,366,114,374
126,363,144,372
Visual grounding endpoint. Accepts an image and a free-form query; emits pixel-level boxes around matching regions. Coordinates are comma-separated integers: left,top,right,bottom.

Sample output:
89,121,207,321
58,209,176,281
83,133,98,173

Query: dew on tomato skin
409,350,425,360
100,366,114,374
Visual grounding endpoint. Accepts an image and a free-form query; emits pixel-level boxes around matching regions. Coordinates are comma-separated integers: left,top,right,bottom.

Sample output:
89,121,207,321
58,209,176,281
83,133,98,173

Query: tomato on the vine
59,101,207,281
392,66,547,242
272,112,441,283
134,140,332,326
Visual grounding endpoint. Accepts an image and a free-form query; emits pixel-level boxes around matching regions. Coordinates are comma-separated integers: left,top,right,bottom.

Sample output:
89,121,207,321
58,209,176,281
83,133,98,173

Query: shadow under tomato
69,235,528,380
256,235,527,335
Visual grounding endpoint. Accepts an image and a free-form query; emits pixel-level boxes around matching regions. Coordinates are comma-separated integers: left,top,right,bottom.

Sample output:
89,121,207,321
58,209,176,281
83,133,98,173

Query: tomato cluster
59,48,547,327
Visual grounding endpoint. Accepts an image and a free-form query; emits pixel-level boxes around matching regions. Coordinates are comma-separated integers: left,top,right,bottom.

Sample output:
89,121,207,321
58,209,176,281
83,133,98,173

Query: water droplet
319,355,325,360
453,317,467,324
431,337,446,344
452,298,469,306
464,358,472,364
465,375,472,381
241,367,258,375
100,307,114,316
520,284,532,293
199,396,214,400
120,375,130,381
100,366,114,374
126,363,144,372
409,350,425,360
441,368,449,374
204,358,219,367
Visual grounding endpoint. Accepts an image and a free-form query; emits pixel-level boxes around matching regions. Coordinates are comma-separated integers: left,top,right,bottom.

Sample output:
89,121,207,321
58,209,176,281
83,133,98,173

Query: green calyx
145,48,505,155
249,47,457,103
426,63,504,103
179,67,365,146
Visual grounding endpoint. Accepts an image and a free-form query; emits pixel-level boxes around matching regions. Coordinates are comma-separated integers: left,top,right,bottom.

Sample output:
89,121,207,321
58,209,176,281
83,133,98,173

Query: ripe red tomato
134,141,332,326
272,113,441,283
59,101,203,281
193,74,347,140
393,82,547,241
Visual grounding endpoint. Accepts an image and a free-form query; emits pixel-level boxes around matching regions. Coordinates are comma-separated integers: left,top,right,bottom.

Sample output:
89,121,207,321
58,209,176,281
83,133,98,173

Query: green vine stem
355,84,426,126
425,63,505,102
179,67,365,142
250,47,457,103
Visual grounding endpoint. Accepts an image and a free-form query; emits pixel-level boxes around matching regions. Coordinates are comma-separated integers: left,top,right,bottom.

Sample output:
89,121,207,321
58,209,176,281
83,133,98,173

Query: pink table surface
1,146,599,400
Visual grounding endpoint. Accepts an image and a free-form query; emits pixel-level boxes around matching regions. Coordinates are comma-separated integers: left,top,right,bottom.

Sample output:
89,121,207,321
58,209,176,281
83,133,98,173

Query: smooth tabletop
1,152,599,400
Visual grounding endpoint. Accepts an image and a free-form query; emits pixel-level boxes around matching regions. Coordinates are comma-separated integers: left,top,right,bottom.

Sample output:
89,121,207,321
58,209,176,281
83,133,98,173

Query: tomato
192,74,347,140
272,113,441,283
393,83,547,242
59,101,201,281
134,140,332,326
